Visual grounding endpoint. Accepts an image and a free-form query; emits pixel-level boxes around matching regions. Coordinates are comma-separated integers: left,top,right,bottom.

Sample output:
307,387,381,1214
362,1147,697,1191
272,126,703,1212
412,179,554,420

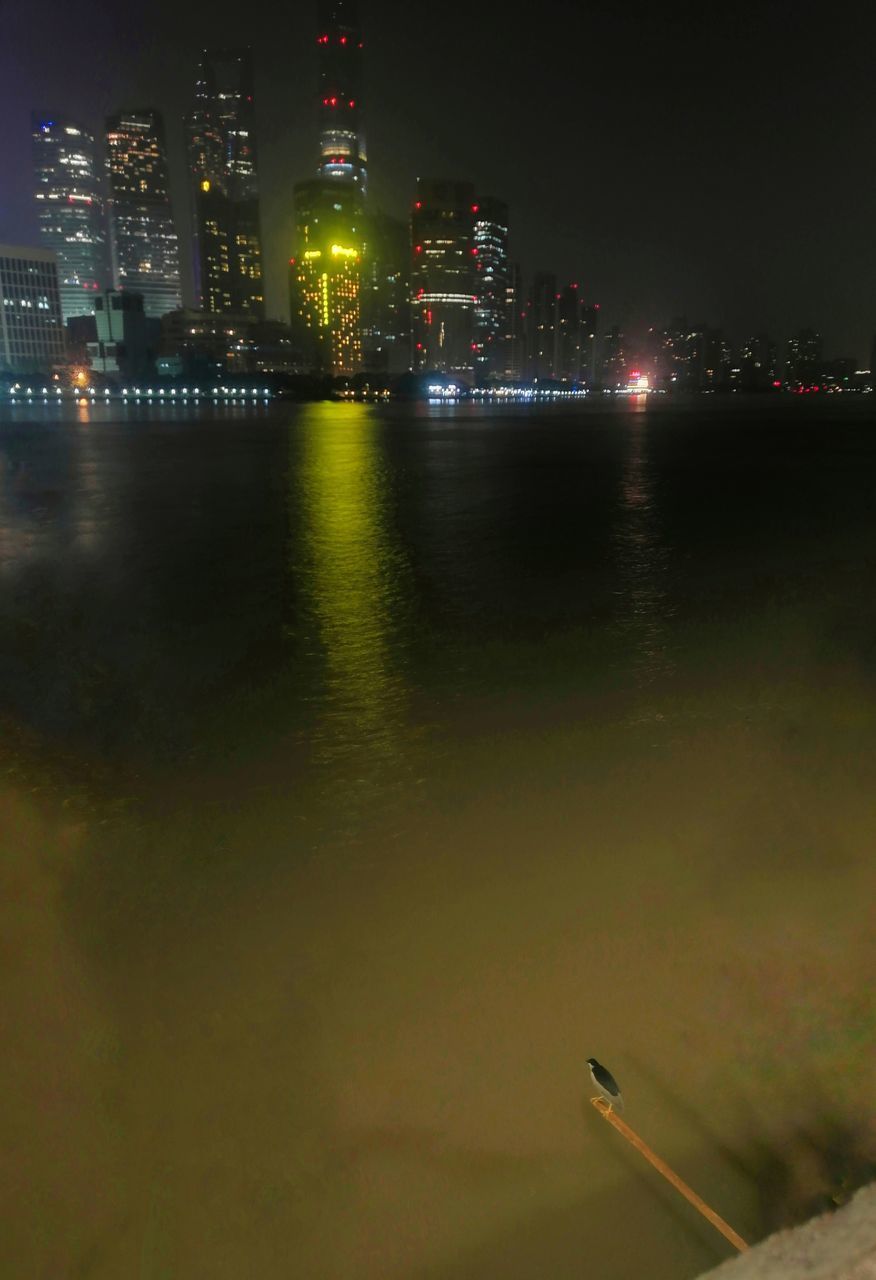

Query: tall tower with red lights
290,1,368,373
317,1,367,195
290,2,371,373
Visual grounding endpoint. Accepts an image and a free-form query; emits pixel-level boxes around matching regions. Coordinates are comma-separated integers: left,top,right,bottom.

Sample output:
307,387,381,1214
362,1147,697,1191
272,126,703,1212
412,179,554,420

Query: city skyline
2,0,876,357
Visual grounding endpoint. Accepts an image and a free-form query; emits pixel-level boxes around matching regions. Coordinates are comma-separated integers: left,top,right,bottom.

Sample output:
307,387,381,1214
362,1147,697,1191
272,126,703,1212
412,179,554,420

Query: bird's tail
612,1095,624,1114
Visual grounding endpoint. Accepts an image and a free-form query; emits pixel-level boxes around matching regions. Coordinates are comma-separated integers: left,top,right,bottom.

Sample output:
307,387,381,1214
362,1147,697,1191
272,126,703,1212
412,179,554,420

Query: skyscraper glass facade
0,245,66,373
472,197,509,381
411,180,476,378
360,211,409,374
105,110,183,320
412,183,476,376
187,48,264,317
31,116,106,323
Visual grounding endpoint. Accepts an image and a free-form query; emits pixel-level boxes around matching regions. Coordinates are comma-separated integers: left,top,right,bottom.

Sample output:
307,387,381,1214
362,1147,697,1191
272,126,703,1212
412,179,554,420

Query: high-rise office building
290,1,368,375
186,48,264,318
525,272,557,380
317,0,367,193
291,181,363,375
555,283,588,382
549,289,599,384
411,180,476,378
472,197,509,382
580,303,599,386
360,211,409,374
31,116,106,323
504,262,525,381
601,324,627,388
0,245,66,373
105,110,183,319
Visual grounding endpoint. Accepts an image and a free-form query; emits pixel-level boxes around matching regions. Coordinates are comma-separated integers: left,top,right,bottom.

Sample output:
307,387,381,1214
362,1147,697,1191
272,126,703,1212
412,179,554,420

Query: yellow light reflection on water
297,403,410,787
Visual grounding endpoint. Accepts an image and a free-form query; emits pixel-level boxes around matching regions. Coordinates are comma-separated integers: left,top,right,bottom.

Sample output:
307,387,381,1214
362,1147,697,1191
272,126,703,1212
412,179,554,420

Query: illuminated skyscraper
291,181,362,375
317,1,367,193
291,1,367,374
186,48,264,317
411,180,476,378
105,110,183,319
31,116,106,322
472,197,509,382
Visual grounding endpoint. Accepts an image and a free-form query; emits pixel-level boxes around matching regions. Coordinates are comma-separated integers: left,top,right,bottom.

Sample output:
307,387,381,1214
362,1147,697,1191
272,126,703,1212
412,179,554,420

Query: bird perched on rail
587,1057,624,1113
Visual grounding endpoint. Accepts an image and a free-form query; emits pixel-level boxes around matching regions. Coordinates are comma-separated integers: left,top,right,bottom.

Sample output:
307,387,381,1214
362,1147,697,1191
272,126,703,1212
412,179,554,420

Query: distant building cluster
595,322,862,394
1,2,871,393
286,5,601,385
4,50,267,381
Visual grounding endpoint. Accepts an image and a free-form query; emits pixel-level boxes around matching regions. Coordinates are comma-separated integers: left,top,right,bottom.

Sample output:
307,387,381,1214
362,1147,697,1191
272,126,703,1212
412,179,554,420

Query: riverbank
702,1184,876,1280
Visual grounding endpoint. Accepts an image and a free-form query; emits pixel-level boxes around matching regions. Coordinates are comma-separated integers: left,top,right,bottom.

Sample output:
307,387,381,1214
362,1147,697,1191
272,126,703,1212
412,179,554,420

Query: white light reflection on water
612,398,675,689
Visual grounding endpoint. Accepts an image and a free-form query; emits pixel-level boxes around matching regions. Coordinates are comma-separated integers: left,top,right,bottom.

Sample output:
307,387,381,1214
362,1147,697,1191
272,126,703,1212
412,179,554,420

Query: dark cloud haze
2,0,875,354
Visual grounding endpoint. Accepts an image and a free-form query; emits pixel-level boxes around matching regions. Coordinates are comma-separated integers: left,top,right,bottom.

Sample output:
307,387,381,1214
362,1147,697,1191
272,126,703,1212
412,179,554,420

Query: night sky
2,0,875,357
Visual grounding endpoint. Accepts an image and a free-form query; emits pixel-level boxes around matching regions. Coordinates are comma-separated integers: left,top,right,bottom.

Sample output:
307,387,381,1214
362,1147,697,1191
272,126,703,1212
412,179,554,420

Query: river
2,396,875,1278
